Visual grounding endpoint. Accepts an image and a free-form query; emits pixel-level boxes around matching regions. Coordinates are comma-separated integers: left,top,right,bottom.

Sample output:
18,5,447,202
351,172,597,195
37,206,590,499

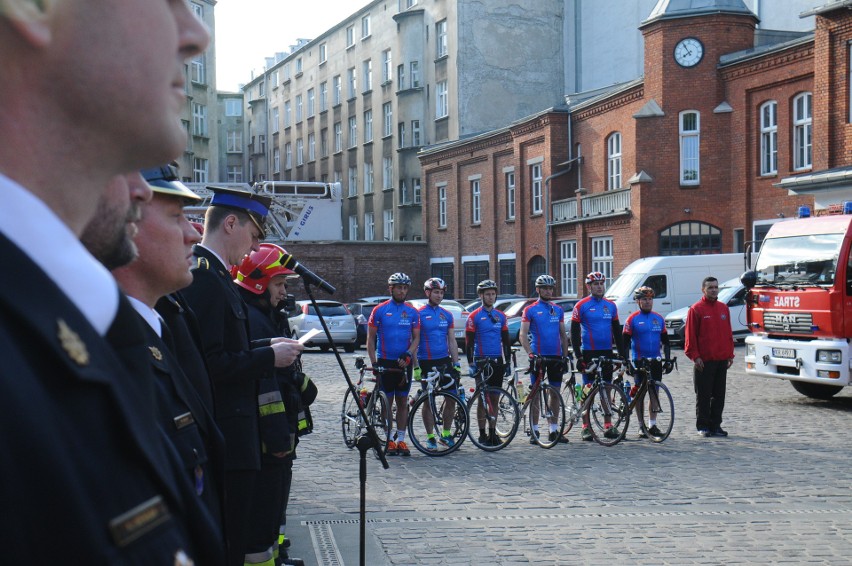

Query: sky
215,0,372,92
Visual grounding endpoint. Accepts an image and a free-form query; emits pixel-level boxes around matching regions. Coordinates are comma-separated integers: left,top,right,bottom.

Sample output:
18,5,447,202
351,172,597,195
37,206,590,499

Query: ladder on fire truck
184,181,343,241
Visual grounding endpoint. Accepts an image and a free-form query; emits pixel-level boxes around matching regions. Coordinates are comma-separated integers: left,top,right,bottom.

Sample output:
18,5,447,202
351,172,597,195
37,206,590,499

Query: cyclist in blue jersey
465,279,512,446
623,286,671,439
413,277,461,449
520,274,571,445
571,271,626,441
367,273,420,456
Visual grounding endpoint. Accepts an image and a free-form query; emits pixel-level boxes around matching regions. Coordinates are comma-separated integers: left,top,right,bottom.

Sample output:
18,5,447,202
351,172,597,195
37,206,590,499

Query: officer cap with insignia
140,163,201,203
207,185,272,235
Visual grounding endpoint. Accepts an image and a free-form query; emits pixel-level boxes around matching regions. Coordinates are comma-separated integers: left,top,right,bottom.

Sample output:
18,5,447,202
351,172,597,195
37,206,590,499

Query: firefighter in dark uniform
181,187,303,566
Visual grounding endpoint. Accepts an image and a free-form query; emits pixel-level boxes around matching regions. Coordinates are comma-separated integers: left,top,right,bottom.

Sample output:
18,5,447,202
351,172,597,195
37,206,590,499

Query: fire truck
741,203,852,399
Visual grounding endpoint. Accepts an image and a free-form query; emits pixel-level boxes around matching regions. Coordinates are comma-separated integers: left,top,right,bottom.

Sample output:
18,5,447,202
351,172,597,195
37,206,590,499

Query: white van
604,254,750,320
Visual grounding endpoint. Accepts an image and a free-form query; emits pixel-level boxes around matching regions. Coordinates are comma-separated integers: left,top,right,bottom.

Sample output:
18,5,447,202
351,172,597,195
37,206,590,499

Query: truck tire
791,380,843,399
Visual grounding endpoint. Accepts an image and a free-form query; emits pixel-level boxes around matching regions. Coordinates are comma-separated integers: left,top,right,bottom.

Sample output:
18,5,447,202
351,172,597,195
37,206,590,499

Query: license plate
772,348,795,359
455,330,464,337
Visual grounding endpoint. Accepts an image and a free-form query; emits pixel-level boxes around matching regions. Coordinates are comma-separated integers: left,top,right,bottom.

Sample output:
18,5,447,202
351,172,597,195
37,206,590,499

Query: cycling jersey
368,299,420,359
623,310,666,359
522,299,565,356
417,303,454,360
571,295,619,351
465,307,507,358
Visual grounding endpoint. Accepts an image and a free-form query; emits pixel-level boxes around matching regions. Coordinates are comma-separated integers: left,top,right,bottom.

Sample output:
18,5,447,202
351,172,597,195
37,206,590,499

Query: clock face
674,37,704,68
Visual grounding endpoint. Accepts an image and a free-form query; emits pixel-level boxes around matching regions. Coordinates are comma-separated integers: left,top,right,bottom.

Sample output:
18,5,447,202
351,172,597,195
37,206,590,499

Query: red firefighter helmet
234,243,296,294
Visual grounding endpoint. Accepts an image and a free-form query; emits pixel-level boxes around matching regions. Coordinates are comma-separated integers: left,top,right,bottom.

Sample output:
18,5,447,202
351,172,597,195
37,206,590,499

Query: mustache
126,203,142,223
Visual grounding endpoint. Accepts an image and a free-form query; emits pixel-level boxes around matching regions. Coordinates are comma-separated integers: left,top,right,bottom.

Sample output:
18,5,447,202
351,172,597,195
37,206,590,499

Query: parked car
406,298,470,350
664,276,749,345
346,302,378,347
289,300,358,353
356,295,391,304
504,298,579,345
463,295,526,314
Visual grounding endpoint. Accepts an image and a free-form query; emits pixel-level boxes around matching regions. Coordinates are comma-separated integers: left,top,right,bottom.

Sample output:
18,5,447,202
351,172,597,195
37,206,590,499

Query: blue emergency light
844,201,852,214
798,205,811,218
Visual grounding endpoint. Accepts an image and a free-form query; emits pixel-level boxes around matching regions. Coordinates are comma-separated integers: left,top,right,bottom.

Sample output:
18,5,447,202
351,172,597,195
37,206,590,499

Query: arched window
679,111,700,185
793,92,812,170
659,222,721,255
607,132,622,190
759,101,777,176
527,255,546,295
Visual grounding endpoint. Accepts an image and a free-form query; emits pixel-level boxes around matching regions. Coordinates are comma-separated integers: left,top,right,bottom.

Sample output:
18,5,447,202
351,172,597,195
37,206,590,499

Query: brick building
420,0,852,300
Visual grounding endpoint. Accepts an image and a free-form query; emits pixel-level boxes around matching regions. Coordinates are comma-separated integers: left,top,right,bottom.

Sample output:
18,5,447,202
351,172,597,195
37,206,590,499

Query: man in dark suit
0,2,214,562
181,187,302,566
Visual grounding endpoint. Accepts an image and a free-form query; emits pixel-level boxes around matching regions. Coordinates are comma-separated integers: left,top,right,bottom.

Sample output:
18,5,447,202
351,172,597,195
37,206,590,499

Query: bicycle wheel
408,391,468,456
368,390,391,454
529,384,566,449
587,383,629,447
560,379,582,437
467,386,519,451
341,387,361,448
637,382,674,442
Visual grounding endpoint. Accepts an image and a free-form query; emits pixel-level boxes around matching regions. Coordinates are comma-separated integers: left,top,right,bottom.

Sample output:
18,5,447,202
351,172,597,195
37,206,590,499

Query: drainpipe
543,112,577,276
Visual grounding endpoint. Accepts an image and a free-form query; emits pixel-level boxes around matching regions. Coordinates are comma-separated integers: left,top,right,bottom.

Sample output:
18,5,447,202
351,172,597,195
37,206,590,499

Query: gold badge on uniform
149,346,163,361
57,318,89,366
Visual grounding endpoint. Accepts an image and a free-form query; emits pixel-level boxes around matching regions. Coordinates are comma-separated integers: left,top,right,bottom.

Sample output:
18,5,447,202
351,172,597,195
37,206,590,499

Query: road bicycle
516,355,567,449
617,357,677,442
565,356,629,446
341,356,396,455
406,365,468,456
466,358,520,451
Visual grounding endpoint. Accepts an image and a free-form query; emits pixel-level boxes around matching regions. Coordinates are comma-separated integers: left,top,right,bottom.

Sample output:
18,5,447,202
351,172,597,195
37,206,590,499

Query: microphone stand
302,281,388,566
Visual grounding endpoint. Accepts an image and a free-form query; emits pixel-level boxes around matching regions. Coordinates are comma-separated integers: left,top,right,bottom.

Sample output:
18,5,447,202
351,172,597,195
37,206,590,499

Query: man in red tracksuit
685,276,735,438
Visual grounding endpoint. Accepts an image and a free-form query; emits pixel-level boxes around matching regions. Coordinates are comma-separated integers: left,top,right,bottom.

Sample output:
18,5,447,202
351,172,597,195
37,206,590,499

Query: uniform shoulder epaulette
194,257,210,270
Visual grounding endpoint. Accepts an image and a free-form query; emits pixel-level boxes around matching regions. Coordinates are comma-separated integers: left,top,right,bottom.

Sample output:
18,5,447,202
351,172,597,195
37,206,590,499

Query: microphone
281,251,336,295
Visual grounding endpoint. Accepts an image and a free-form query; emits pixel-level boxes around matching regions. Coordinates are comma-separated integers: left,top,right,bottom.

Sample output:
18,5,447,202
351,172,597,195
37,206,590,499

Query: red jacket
684,296,735,362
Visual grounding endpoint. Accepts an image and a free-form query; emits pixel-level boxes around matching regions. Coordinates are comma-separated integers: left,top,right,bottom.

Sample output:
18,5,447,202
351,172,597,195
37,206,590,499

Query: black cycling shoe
528,430,539,445
712,427,728,437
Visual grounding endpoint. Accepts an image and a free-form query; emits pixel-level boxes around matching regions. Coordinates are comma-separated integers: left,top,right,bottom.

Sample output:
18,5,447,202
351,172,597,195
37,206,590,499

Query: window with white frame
397,64,405,89
320,128,328,157
192,158,208,183
319,82,328,112
333,122,342,152
364,161,374,193
295,57,303,75
271,107,280,133
348,215,358,240
192,102,207,136
383,103,393,137
348,166,358,196
471,179,481,224
413,178,421,204
347,68,356,99
333,75,342,105
383,210,394,241
410,61,420,87
793,92,812,170
348,116,357,148
364,212,375,240
436,19,448,58
191,2,203,18
506,171,516,219
436,81,448,119
607,132,622,190
559,240,578,297
382,157,393,189
361,14,371,39
271,70,279,88
226,130,242,153
227,165,243,183
438,185,447,228
191,54,205,84
225,99,242,116
362,59,372,92
285,143,292,169
283,63,291,81
346,25,355,47
411,120,421,146
382,50,392,83
398,122,405,148
679,111,700,185
273,147,280,173
296,139,304,166
364,110,373,143
760,100,778,176
591,236,614,281
307,88,315,117
400,179,409,203
257,134,265,154
283,101,291,128
259,81,265,97
308,133,316,161
531,163,542,214
319,42,327,64
295,95,302,122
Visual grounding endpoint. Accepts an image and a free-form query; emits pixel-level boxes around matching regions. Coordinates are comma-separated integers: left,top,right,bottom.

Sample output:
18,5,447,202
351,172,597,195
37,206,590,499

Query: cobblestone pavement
284,345,852,565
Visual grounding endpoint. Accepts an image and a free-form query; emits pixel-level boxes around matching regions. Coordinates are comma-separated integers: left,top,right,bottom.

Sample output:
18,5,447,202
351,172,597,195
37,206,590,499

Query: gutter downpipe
544,112,577,276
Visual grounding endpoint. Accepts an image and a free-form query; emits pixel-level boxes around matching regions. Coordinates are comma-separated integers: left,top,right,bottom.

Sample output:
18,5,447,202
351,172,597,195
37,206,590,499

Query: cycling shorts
529,356,564,388
377,358,413,397
419,357,459,394
581,350,615,386
473,357,505,388
632,358,663,385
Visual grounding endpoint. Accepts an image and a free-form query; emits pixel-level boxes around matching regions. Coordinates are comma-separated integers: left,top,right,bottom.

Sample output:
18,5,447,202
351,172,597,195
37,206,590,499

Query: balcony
551,187,631,225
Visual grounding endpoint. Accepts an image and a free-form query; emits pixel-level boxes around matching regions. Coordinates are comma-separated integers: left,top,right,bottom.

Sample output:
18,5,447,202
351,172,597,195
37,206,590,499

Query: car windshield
408,299,465,318
605,273,644,300
307,304,349,316
717,284,740,303
754,233,843,285
503,300,533,318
